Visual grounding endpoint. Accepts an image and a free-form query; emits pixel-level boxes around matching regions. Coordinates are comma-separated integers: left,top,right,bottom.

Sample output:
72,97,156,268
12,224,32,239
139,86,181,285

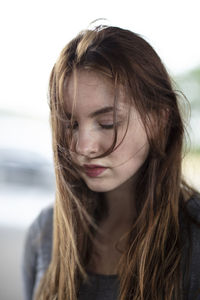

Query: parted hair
35,25,195,300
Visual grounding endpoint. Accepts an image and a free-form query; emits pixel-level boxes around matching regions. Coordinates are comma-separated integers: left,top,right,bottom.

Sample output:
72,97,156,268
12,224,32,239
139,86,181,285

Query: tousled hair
35,25,195,300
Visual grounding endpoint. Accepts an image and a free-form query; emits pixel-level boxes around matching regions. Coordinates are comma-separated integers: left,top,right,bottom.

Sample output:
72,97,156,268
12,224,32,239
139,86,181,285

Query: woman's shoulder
22,204,54,300
181,194,200,299
34,204,54,232
26,204,54,250
181,193,200,243
23,204,54,264
184,194,200,223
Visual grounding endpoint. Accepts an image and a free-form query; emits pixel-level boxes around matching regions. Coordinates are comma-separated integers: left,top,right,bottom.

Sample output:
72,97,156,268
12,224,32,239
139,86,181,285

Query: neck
102,177,137,230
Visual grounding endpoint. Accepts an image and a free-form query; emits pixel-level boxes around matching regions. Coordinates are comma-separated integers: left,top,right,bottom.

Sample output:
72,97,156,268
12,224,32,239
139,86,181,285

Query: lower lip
84,167,107,178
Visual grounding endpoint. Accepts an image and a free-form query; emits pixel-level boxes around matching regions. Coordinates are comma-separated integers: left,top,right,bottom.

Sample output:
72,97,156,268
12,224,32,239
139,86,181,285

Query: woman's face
64,70,149,193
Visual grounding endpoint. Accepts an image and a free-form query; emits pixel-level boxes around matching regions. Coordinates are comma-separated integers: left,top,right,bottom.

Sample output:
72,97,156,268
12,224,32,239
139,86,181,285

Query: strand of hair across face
70,142,148,170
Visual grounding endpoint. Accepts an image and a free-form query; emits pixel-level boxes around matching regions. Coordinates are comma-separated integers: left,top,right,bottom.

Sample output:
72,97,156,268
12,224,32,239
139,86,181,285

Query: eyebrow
66,106,116,119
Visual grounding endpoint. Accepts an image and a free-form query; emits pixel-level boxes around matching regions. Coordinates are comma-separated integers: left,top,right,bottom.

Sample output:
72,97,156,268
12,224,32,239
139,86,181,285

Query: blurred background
0,0,200,299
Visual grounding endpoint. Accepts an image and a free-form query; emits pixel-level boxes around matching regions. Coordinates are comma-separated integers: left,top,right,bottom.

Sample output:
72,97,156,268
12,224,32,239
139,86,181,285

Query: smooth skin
64,70,149,274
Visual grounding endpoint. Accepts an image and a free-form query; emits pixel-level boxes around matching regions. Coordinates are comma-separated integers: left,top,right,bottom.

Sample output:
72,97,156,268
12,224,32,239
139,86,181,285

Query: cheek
109,125,149,171
109,143,149,187
114,130,148,158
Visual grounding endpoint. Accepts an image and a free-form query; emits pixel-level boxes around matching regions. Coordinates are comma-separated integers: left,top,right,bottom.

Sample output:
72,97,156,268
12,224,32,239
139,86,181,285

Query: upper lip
83,164,107,169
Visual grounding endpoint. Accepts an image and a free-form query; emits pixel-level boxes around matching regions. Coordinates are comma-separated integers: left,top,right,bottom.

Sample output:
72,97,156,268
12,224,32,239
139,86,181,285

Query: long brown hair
35,25,195,300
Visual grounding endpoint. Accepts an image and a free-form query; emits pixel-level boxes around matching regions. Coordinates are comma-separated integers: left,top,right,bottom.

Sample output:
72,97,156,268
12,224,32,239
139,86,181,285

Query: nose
74,129,100,157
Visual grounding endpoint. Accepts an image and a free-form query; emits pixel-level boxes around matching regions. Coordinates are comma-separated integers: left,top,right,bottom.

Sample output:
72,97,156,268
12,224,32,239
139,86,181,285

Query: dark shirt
22,197,200,300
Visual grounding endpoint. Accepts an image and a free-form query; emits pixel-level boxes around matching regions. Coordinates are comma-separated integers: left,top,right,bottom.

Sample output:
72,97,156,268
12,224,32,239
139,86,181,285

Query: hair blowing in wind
34,25,196,300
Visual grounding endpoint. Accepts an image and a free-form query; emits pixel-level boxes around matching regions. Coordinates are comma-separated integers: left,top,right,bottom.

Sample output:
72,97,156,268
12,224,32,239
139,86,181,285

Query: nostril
75,139,99,156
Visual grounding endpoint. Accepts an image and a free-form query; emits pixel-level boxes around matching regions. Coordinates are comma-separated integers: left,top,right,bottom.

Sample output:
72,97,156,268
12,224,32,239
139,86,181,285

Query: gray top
22,196,200,300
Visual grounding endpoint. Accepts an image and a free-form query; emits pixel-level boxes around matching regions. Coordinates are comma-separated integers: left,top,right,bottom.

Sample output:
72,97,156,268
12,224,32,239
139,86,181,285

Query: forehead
63,70,129,115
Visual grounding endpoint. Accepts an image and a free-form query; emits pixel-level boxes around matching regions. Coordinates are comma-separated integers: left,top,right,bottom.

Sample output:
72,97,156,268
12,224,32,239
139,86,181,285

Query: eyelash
66,122,114,130
100,124,114,129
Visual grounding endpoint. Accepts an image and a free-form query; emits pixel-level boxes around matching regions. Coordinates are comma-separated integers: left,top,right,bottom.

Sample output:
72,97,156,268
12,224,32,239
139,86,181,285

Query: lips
83,164,107,178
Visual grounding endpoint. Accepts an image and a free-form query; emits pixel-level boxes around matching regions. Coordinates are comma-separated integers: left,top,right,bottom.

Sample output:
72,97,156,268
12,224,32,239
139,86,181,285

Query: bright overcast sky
0,0,200,118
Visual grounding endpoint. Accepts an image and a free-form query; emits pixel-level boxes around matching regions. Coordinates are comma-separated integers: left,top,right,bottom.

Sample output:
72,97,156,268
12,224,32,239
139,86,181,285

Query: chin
83,178,120,193
85,183,111,193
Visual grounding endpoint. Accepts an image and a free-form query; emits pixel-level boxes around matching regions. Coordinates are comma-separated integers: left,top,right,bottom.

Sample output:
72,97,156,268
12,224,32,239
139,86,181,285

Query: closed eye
100,124,114,129
99,120,122,130
66,122,116,131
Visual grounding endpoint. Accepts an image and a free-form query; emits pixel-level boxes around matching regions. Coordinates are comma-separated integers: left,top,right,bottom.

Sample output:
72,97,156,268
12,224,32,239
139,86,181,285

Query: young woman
22,25,200,300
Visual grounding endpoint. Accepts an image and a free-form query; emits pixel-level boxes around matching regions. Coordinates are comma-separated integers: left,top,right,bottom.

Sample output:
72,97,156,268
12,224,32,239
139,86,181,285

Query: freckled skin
64,70,149,193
